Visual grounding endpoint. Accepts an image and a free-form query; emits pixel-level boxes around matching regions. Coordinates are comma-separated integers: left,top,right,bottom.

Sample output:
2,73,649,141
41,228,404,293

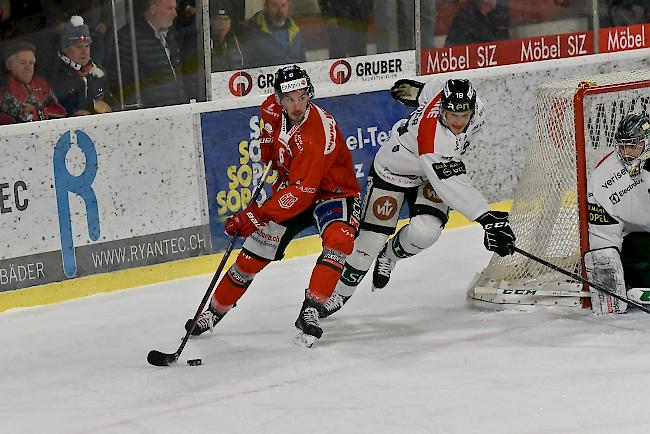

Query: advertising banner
211,51,416,100
599,24,650,53
421,31,594,75
201,91,411,252
0,115,210,292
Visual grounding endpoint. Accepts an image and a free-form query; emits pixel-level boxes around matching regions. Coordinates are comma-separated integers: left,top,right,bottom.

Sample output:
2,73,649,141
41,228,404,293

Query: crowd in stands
0,0,646,124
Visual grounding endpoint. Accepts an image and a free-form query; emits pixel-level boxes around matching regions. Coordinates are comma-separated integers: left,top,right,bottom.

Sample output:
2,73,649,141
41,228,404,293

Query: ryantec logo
229,71,253,96
330,60,352,84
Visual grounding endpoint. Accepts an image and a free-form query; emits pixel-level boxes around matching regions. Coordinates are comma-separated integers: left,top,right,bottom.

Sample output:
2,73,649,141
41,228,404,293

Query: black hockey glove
476,211,516,257
390,79,424,108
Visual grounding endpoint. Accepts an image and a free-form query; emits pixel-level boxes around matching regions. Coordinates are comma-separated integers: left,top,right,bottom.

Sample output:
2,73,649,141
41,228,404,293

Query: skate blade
293,331,317,348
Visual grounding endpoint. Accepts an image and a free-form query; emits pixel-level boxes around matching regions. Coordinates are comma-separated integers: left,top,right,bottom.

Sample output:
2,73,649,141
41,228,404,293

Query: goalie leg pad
584,247,628,314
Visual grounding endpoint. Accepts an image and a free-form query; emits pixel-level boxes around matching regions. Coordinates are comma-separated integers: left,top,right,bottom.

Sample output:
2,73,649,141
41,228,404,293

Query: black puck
187,358,202,366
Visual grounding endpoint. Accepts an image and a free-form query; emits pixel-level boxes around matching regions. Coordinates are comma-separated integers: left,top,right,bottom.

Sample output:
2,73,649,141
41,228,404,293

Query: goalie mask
273,65,314,101
614,113,650,166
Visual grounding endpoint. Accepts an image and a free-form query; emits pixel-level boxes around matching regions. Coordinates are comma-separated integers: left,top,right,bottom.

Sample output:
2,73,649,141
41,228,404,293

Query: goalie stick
511,246,650,315
147,162,273,367
473,287,590,298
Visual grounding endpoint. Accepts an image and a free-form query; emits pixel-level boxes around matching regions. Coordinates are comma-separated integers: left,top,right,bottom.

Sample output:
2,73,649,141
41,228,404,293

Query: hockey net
467,70,650,307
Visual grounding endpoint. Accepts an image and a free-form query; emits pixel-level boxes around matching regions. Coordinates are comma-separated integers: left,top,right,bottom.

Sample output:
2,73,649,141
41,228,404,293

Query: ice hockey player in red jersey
320,78,516,318
186,65,360,347
584,113,650,314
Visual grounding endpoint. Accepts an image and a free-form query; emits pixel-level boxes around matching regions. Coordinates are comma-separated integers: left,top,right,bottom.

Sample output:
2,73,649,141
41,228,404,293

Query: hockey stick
511,246,650,315
147,162,273,366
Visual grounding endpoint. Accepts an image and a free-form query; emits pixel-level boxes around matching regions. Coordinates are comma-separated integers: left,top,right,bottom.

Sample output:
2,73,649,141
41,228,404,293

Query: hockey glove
225,203,269,238
476,211,516,257
260,134,275,166
390,79,424,108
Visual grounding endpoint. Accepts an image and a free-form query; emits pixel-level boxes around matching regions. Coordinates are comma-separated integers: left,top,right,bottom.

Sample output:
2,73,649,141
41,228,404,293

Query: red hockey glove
225,203,269,238
260,135,275,165
476,211,516,257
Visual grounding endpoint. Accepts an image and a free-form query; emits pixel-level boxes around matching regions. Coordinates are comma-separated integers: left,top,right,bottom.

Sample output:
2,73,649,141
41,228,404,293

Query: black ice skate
185,304,228,336
294,294,323,348
372,244,396,291
319,292,351,319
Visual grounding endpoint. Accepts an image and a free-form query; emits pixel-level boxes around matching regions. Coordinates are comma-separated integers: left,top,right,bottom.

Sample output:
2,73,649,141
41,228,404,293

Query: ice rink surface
3,224,650,434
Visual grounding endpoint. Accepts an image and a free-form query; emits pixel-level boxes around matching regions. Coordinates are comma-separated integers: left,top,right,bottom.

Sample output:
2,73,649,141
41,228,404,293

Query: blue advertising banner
201,90,411,253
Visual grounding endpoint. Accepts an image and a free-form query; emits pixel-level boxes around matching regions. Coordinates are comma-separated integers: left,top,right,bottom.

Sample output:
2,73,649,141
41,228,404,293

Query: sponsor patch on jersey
432,161,467,180
278,192,299,209
422,182,443,203
372,196,398,220
587,202,618,225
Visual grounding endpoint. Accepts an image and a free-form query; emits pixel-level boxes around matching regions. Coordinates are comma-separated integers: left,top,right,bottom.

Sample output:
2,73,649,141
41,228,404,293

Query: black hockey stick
511,246,650,314
147,162,273,366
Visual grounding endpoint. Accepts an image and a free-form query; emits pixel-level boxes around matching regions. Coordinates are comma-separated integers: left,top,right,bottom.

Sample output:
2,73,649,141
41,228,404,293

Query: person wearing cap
210,0,244,72
47,15,114,116
107,0,186,109
0,40,65,123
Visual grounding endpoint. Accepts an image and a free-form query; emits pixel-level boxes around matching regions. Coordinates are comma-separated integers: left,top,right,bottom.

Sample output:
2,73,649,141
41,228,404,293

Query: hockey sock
308,247,346,303
212,252,269,308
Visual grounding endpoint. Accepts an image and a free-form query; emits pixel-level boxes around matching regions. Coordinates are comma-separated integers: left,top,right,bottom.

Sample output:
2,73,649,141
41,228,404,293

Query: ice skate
319,291,351,318
185,304,228,336
294,294,323,347
372,244,396,291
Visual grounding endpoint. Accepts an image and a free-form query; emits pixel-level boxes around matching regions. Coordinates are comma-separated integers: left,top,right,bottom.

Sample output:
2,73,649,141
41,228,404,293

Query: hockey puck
187,358,202,366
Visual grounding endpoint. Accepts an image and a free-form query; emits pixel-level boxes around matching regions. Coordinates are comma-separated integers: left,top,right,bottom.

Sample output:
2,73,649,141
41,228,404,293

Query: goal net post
467,70,650,308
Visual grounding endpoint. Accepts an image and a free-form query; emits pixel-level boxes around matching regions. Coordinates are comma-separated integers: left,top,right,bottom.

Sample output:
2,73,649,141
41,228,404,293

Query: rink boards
2,48,650,312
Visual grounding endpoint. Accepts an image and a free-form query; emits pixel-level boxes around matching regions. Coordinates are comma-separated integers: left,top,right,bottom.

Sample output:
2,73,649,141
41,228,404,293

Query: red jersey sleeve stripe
417,94,441,156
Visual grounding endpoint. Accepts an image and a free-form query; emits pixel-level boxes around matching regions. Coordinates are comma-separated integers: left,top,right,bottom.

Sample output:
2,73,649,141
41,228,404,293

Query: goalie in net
585,113,650,314
465,70,650,310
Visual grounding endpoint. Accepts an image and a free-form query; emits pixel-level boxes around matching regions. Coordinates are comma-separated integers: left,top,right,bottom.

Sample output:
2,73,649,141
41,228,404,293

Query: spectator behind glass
210,0,244,72
318,0,370,58
445,0,510,47
0,41,65,122
107,0,187,109
609,0,648,26
38,1,112,64
244,0,306,68
47,16,113,116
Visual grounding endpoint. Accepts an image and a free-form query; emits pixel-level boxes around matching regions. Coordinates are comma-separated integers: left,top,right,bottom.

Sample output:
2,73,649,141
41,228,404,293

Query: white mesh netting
467,70,650,307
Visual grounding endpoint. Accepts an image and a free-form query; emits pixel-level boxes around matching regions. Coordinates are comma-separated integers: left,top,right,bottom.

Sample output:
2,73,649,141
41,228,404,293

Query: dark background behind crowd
0,0,645,122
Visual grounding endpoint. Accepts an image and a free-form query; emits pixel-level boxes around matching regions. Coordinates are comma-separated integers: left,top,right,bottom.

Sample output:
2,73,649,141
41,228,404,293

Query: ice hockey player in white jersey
585,112,650,314
319,78,516,318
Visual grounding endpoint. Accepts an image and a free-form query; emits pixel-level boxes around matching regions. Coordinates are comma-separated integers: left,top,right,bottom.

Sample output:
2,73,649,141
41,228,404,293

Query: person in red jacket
0,41,65,123
187,65,360,347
